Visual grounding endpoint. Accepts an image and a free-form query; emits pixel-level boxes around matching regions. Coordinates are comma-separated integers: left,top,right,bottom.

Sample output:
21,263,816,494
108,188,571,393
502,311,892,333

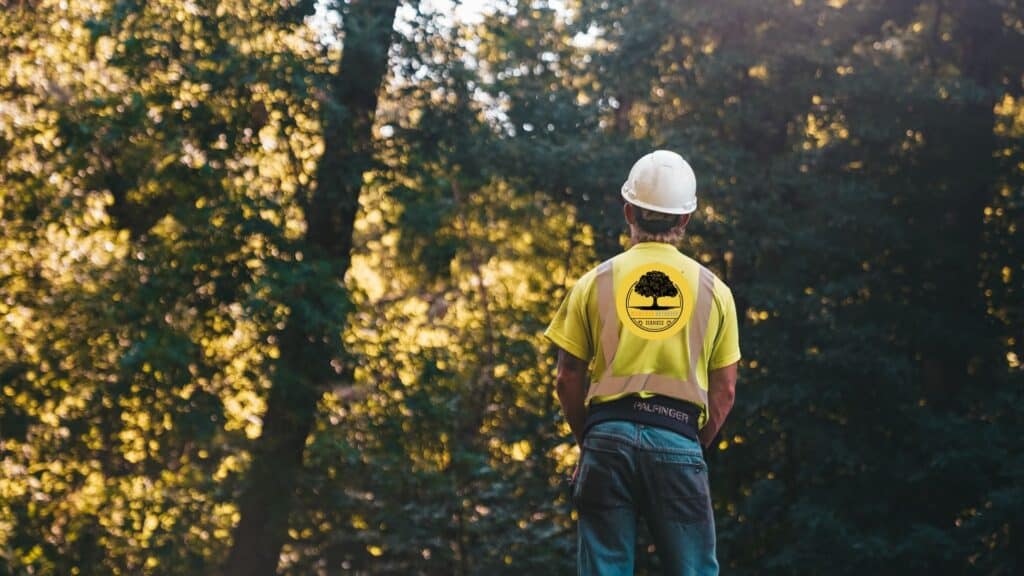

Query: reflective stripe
588,374,707,407
594,259,618,372
688,267,716,385
587,260,717,414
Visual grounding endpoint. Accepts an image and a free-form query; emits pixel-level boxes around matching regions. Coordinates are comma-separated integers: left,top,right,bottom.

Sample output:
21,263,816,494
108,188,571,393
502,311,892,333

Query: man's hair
631,206,688,245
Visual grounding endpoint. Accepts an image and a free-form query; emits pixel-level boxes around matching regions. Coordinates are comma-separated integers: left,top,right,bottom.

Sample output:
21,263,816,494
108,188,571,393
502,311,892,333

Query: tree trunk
223,1,403,574
919,0,1002,406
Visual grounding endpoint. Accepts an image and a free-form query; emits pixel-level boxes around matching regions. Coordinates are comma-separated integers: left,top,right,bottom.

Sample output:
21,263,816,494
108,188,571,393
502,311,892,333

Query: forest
1,0,1022,574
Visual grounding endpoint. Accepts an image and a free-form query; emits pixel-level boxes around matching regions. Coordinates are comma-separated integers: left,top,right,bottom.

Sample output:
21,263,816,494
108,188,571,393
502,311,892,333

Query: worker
545,150,740,575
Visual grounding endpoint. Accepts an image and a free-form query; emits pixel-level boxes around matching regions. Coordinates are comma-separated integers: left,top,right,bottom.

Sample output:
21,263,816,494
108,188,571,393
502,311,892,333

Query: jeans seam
585,434,638,448
587,421,642,445
643,447,703,457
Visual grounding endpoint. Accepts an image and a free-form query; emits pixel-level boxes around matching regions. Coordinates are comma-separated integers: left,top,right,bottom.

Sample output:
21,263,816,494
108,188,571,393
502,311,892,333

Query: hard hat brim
621,190,697,215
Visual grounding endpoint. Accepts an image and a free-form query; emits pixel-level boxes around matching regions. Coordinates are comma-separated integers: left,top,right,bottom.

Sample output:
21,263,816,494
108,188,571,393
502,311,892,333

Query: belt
583,394,701,441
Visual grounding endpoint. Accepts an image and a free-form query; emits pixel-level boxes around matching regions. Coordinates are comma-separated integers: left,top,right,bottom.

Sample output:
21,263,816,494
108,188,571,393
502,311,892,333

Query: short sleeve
544,278,593,362
708,282,741,370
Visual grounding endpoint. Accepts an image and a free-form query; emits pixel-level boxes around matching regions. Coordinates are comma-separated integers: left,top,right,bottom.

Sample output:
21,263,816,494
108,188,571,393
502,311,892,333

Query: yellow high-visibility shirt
545,242,740,419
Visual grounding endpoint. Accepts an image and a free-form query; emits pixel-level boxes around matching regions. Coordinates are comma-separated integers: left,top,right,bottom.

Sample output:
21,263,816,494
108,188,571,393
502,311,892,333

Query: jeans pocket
576,454,631,510
570,463,585,507
654,460,711,524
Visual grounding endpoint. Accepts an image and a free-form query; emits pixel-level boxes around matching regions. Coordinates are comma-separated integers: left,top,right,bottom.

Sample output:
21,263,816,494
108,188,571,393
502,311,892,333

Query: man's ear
623,203,636,225
679,213,692,228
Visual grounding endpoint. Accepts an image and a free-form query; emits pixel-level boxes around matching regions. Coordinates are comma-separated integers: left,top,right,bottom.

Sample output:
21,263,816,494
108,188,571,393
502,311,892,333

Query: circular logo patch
616,264,694,340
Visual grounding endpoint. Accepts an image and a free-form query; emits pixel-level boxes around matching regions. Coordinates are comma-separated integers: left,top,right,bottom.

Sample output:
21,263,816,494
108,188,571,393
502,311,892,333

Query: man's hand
699,362,737,448
555,348,589,448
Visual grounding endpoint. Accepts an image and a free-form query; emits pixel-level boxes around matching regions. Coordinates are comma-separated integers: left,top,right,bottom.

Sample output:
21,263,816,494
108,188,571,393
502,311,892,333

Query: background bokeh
1,0,1022,574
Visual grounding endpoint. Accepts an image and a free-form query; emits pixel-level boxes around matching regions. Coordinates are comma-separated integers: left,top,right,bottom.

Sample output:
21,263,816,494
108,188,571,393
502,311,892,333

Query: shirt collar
630,242,677,251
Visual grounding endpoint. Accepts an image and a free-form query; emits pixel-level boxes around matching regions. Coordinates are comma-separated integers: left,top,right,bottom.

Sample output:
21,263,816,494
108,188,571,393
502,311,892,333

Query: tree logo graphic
625,269,684,334
633,271,678,310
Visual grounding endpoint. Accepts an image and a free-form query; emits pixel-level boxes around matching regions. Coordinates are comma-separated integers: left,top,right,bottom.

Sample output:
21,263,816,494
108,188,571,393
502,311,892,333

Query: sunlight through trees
1,0,1021,574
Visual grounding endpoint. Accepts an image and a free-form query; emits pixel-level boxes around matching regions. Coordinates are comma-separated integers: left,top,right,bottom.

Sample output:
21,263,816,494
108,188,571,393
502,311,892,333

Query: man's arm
555,347,589,447
699,362,737,448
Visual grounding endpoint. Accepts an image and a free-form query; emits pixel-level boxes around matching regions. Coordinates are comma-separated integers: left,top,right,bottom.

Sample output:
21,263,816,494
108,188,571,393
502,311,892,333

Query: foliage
1,0,1021,574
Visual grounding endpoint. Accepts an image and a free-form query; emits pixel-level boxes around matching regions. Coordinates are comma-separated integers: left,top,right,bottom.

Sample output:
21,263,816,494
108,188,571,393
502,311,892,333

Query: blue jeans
573,421,718,576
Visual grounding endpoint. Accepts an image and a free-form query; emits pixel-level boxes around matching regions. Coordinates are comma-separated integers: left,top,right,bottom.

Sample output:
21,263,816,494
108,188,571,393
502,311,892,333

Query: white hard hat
620,150,697,215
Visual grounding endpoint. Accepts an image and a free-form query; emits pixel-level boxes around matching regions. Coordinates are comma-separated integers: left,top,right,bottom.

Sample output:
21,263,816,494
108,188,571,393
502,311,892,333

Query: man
545,150,740,575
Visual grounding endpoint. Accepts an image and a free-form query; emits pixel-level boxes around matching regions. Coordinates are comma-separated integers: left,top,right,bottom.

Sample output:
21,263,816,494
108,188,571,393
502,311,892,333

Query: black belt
583,394,701,441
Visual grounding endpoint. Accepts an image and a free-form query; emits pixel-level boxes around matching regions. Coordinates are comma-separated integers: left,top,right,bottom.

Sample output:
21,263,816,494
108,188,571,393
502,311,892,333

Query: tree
2,0,1021,574
223,0,405,574
633,271,679,309
1,0,323,573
